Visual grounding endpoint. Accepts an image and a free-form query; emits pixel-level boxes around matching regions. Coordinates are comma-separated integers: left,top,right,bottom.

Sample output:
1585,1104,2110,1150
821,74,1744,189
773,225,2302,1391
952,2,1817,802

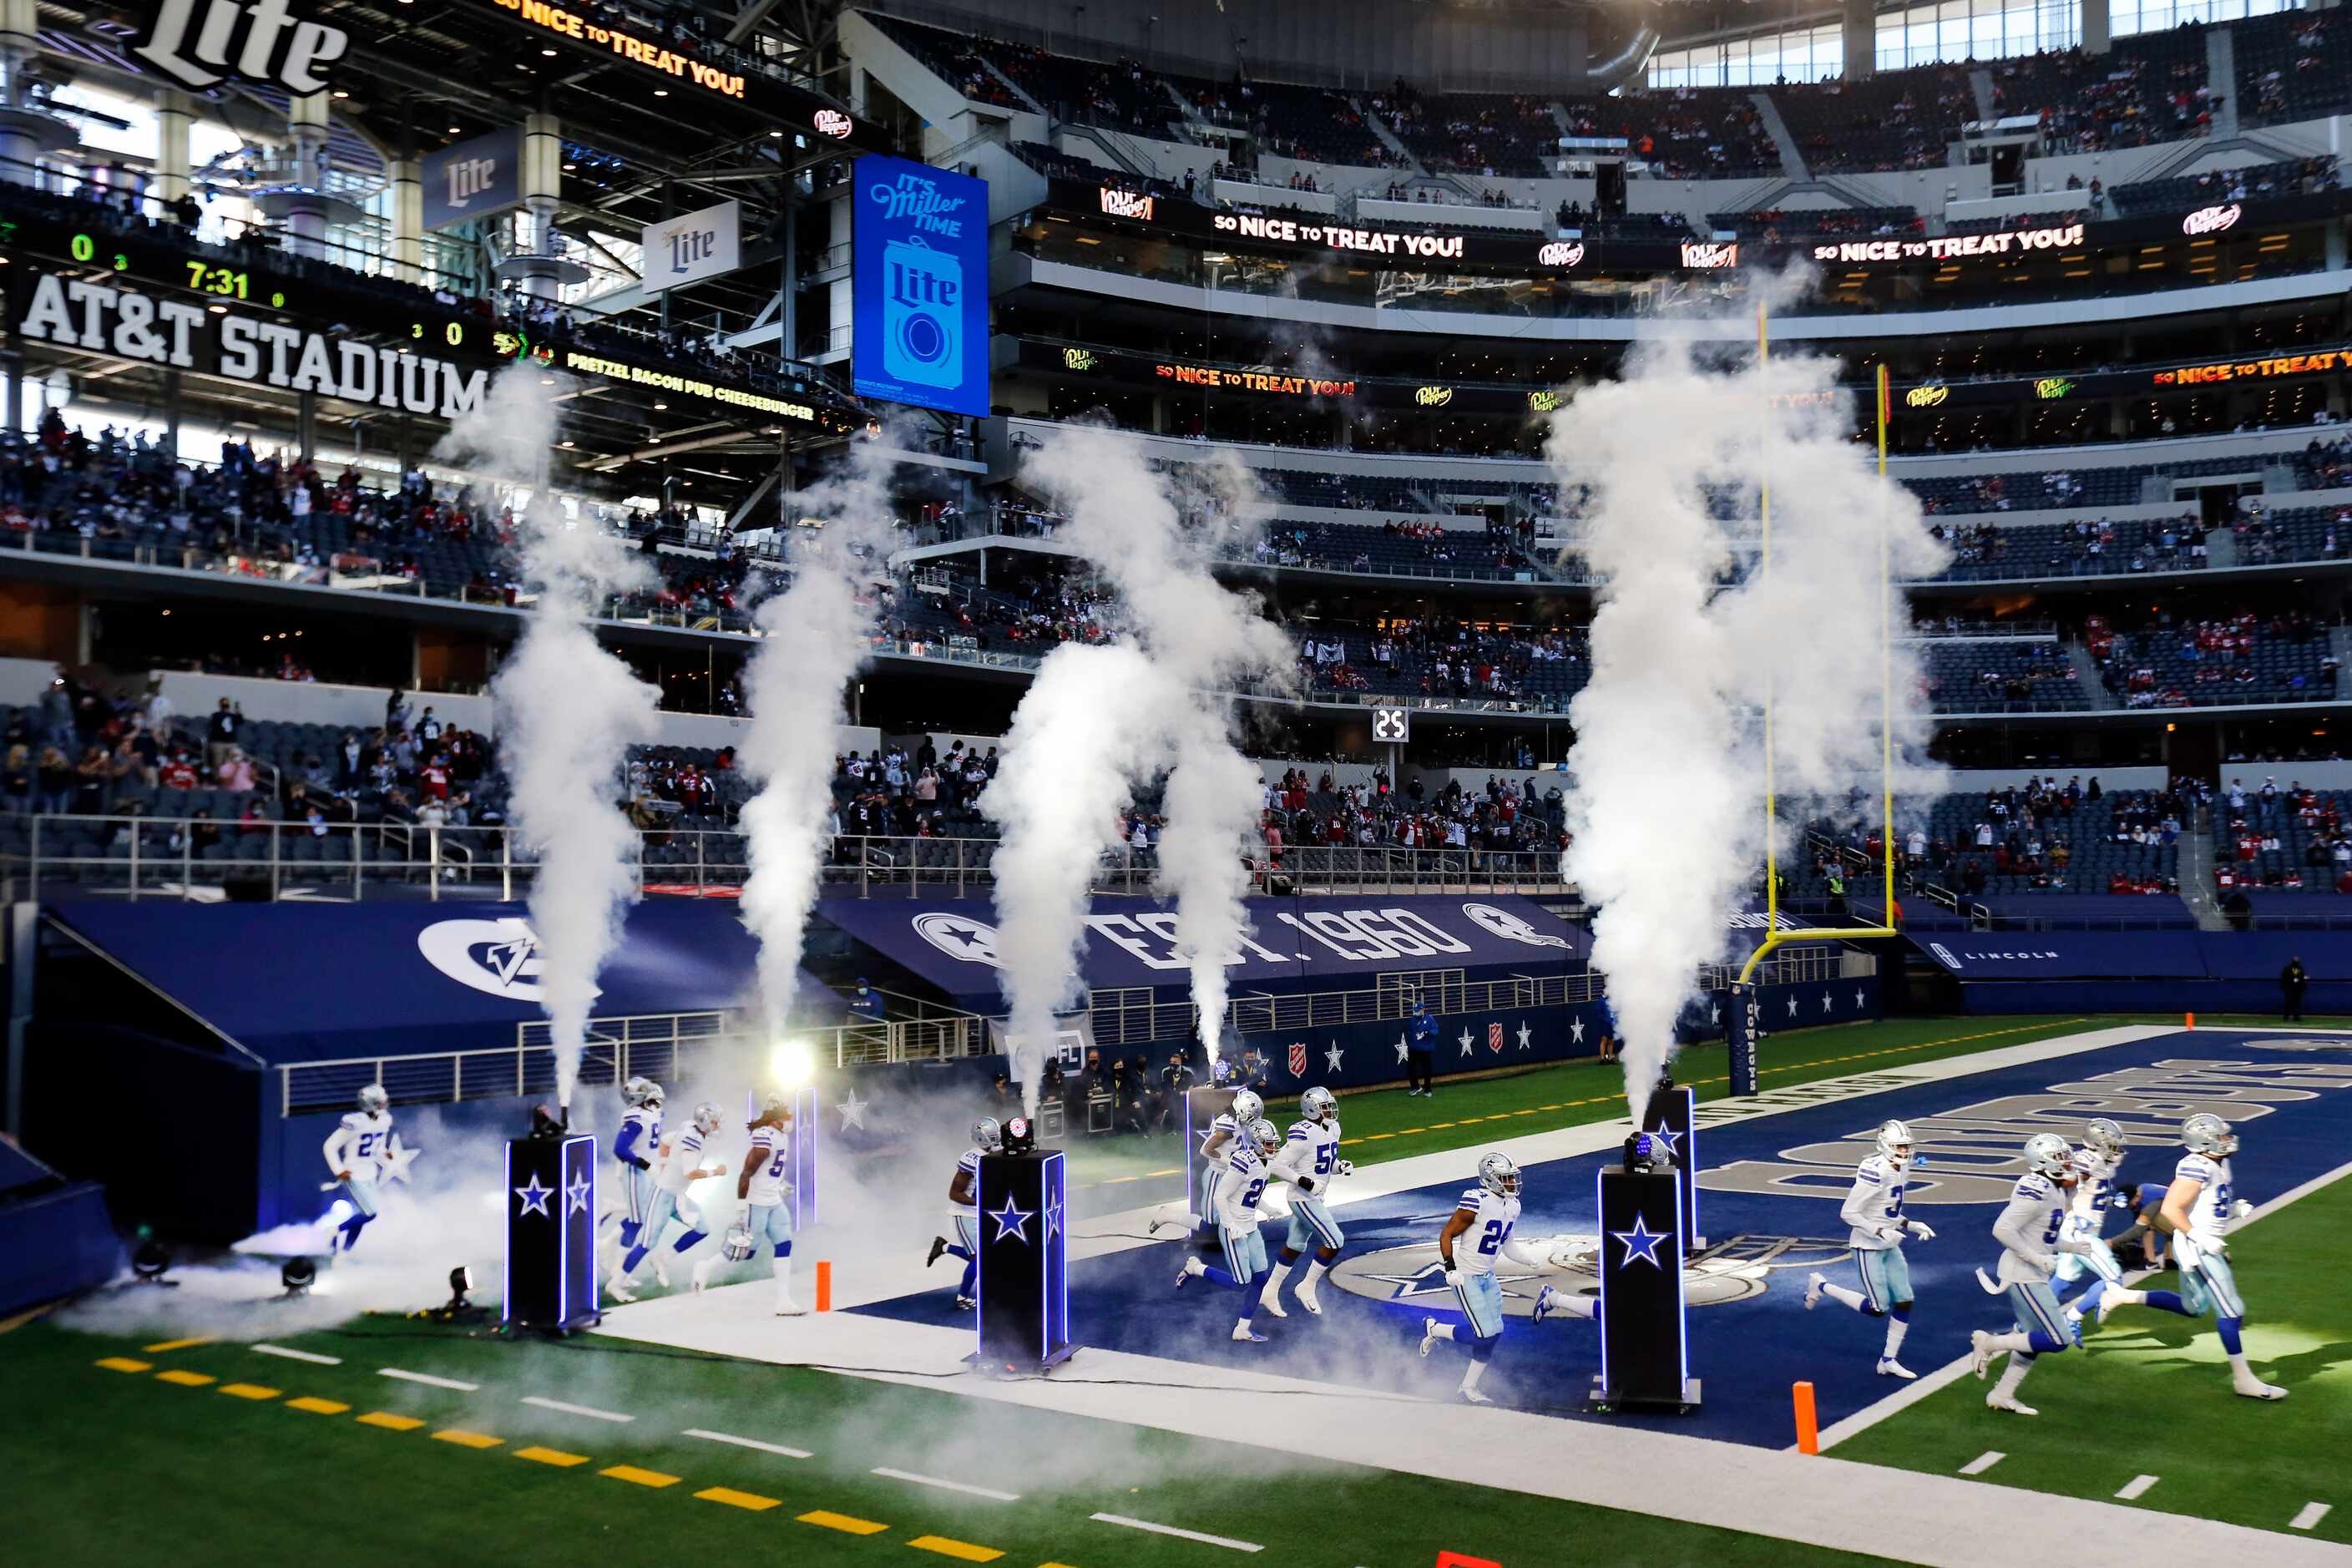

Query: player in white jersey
1968,1133,2097,1414
1803,1120,1935,1379
694,1092,805,1313
1175,1118,1282,1342
1259,1086,1351,1318
2092,1113,2285,1400
2051,1117,2129,1327
1193,1089,1263,1247
608,1101,727,1302
1418,1152,1593,1405
321,1083,406,1257
610,1078,663,1250
926,1118,999,1310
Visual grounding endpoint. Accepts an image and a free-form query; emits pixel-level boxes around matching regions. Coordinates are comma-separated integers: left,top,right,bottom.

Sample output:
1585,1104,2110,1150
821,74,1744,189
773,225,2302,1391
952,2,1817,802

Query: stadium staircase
1748,91,1808,180
1351,95,1424,171
2207,27,2241,139
1058,121,1156,178
2179,807,2229,930
2066,640,2117,710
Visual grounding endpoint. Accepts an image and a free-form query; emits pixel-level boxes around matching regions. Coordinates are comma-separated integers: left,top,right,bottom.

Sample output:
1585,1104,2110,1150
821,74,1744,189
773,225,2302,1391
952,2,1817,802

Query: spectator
2281,955,2309,1022
217,746,256,792
205,697,243,769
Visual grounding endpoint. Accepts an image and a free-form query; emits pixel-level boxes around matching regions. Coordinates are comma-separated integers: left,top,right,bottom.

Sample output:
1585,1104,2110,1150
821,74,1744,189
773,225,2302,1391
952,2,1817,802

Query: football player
2053,1117,2128,1327
1260,1086,1351,1318
2093,1113,2285,1401
1193,1088,1264,1242
1419,1152,1578,1404
321,1083,405,1257
695,1093,804,1314
1804,1119,1935,1379
1176,1117,1282,1343
926,1117,999,1310
609,1101,727,1302
611,1077,663,1250
1969,1132,2098,1415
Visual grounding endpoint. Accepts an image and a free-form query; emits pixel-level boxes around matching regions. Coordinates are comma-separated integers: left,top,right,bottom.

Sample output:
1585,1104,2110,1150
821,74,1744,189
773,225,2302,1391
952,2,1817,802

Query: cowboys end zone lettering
1702,1055,2352,1204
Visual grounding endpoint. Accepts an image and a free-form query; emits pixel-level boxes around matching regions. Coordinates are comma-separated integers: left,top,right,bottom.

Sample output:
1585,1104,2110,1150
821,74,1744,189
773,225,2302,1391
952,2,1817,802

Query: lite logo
665,226,719,275
132,0,350,94
444,155,499,211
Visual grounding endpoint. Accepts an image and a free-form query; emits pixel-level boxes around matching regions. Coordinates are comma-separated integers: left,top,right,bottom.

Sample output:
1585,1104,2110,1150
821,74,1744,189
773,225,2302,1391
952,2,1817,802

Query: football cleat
1231,1324,1268,1343
2233,1371,2288,1401
1261,1292,1287,1319
1804,1271,1826,1311
651,1255,670,1288
690,1257,718,1292
1295,1276,1323,1316
953,1294,974,1310
1985,1393,2038,1416
604,1277,637,1303
1970,1329,1995,1379
1876,1358,1917,1381
1457,1387,1493,1405
926,1236,948,1267
1418,1318,1439,1358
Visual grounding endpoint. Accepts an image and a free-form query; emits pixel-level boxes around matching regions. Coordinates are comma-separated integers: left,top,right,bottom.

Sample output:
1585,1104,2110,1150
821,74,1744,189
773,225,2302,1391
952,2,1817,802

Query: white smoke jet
1549,341,1946,1113
738,438,899,1034
447,366,661,1109
1015,427,1292,1070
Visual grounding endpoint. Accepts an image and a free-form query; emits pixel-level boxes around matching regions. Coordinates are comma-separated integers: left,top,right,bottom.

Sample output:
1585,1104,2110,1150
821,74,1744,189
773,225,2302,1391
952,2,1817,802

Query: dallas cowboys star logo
1820,991,1832,1013
987,1191,1033,1245
1569,1016,1585,1044
1044,1192,1064,1243
1393,1034,1409,1064
513,1172,554,1217
1854,988,1865,1009
565,1171,592,1215
837,1090,869,1131
1646,1126,1684,1157
1611,1213,1669,1268
382,1143,422,1185
1787,994,1800,1017
1457,1028,1475,1058
1515,1021,1532,1051
1324,1040,1345,1073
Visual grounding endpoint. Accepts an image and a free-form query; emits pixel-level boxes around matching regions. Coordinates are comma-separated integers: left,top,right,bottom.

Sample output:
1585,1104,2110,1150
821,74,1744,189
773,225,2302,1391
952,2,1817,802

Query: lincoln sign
11,270,486,419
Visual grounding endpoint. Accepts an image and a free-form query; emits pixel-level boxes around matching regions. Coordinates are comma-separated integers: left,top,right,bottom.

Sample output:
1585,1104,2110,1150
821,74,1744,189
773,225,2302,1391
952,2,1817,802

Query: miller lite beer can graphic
883,235,963,389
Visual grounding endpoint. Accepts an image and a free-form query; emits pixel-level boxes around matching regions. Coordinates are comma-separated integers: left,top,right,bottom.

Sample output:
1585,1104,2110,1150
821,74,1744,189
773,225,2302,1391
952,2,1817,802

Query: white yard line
682,1428,812,1459
2293,1504,2334,1531
2116,1475,2161,1501
1959,1451,2006,1475
377,1368,477,1392
519,1395,634,1424
871,1467,1021,1502
252,1343,341,1366
1090,1513,1263,1552
1819,1151,2352,1452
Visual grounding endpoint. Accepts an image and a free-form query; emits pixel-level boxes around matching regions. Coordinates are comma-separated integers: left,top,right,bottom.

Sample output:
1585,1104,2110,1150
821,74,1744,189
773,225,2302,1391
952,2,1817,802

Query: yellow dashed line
357,1411,426,1432
514,1445,592,1468
95,1357,151,1373
286,1396,350,1414
218,1383,281,1401
142,1337,215,1353
800,1510,891,1535
908,1535,1004,1562
601,1464,681,1489
155,1369,215,1388
1425,1122,1456,1130
1361,1132,1393,1141
433,1429,503,1449
696,1486,782,1511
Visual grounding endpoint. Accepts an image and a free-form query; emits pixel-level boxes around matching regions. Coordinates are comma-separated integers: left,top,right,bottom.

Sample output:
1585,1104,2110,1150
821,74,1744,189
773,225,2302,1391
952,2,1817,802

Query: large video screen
851,154,989,418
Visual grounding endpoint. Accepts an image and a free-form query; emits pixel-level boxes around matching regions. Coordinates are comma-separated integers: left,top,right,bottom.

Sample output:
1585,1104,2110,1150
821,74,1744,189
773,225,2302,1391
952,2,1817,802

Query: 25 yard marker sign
1373,707,1411,742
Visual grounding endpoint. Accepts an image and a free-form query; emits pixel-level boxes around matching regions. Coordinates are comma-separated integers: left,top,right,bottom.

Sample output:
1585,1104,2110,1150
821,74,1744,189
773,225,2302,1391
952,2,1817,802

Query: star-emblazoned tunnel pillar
1591,1130,1698,1414
975,1118,1074,1374
505,1131,599,1333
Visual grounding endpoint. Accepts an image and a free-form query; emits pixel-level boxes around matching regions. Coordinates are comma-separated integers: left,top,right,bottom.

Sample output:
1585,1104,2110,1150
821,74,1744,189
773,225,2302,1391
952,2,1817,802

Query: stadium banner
640,199,742,293
422,125,526,231
853,154,990,417
1914,930,2207,979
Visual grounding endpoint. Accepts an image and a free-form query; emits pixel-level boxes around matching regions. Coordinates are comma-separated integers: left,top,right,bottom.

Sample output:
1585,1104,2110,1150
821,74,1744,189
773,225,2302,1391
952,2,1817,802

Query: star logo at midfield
1611,1213,1669,1269
1325,1040,1346,1073
837,1090,870,1131
513,1172,554,1217
1515,1022,1532,1051
1458,1028,1475,1058
565,1171,592,1215
1569,1016,1585,1044
988,1191,1033,1245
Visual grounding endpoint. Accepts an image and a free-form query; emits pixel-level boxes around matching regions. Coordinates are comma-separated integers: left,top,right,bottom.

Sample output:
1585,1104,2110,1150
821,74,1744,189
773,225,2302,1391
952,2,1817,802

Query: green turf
1837,1163,2352,1542
3,1313,1899,1567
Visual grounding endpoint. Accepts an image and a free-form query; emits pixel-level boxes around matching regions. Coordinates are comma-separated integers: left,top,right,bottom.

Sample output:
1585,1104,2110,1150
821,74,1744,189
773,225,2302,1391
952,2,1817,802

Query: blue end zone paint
857,1031,2352,1446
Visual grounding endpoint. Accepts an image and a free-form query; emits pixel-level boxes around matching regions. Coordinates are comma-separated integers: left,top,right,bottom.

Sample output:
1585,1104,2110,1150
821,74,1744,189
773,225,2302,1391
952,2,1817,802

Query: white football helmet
620,1075,653,1107
1301,1086,1337,1124
720,1222,757,1262
1478,1151,1521,1199
2023,1131,2073,1178
1874,1119,1914,1167
637,1081,665,1111
1230,1090,1264,1127
2083,1117,2127,1158
972,1117,1003,1154
2183,1112,2238,1157
1250,1117,1283,1156
691,1101,724,1135
357,1084,388,1115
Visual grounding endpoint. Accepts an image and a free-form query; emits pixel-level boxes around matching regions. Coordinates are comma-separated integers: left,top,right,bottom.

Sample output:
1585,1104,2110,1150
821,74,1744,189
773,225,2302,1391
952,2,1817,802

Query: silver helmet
357,1083,388,1115
1249,1117,1283,1156
2183,1112,2238,1157
691,1100,724,1135
1229,1090,1264,1127
620,1075,654,1107
1478,1151,1522,1199
1874,1119,1914,1166
1300,1086,1337,1124
2083,1117,2127,1158
2023,1131,2073,1179
972,1116,1003,1154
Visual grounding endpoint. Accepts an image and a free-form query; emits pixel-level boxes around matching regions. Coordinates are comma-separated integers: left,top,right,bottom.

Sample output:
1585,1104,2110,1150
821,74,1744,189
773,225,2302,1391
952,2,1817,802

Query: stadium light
771,1038,815,1091
281,1257,316,1297
131,1238,177,1287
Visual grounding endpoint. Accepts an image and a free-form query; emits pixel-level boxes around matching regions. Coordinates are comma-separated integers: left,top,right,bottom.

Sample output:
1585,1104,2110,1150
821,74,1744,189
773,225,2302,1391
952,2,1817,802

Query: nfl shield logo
1287,1041,1308,1077
1487,1023,1505,1055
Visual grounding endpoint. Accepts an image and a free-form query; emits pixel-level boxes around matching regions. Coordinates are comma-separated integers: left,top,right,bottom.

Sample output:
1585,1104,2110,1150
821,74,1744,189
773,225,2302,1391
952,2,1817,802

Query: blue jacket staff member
1405,992,1439,1097
847,978,887,1023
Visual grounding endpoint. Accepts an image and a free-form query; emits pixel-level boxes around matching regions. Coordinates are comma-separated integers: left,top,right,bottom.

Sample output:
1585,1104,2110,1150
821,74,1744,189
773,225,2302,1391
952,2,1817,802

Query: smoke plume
1548,339,1945,1110
451,366,661,1108
739,437,899,1033
1006,427,1291,1072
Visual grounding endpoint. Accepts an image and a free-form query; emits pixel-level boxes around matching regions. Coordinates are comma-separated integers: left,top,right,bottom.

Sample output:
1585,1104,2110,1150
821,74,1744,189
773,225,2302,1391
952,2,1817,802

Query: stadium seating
2236,9,2352,126
1773,66,1974,172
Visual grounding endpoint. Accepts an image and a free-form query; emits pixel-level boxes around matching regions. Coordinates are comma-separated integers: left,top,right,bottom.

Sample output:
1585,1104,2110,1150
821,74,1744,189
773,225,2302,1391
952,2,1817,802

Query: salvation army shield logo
1287,1041,1308,1077
1487,1022,1505,1055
